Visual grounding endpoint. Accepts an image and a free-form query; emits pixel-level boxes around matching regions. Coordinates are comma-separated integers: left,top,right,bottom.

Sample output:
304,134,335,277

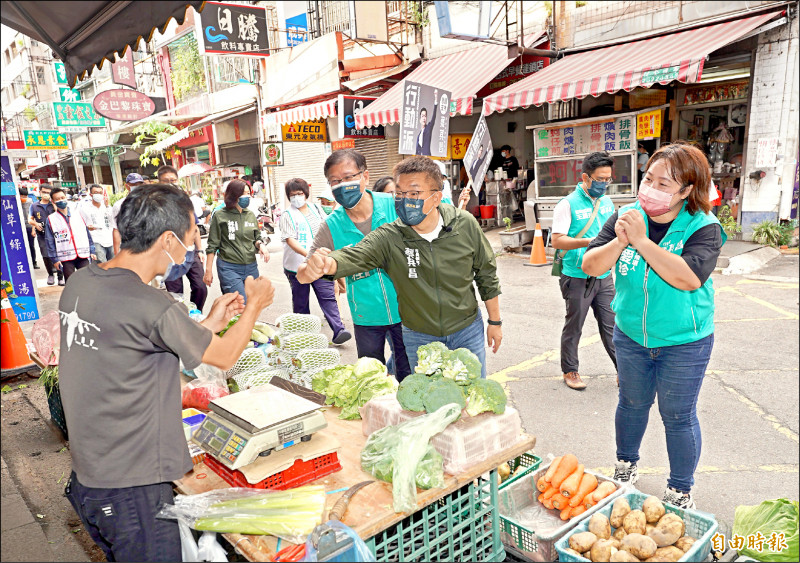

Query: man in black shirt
500,145,520,179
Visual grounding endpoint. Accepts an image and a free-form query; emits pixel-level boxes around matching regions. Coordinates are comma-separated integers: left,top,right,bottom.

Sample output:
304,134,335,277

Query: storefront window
535,154,634,198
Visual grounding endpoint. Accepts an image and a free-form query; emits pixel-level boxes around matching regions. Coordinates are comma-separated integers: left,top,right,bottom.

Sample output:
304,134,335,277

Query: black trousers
60,257,90,281
164,253,208,311
559,274,617,374
35,232,56,275
26,228,38,266
353,323,412,380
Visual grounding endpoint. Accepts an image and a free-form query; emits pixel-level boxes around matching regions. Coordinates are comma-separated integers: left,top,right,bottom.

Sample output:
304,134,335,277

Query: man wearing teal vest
551,152,618,390
297,149,411,380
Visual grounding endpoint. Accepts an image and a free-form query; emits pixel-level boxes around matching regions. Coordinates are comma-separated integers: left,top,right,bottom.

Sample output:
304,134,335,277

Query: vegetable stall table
175,406,536,562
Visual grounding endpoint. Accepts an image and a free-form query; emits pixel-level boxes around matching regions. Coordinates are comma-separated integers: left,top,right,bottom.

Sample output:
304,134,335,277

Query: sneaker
58,276,65,286
332,330,352,345
47,275,55,286
613,460,640,486
563,371,587,390
33,263,40,269
663,486,696,510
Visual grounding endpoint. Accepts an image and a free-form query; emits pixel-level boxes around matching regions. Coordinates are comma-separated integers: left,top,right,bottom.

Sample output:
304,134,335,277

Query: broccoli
396,373,431,412
423,378,466,418
415,341,449,376
441,348,482,385
465,379,507,417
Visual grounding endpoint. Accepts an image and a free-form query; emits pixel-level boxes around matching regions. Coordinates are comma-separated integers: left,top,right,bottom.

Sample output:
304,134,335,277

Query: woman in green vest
583,142,725,510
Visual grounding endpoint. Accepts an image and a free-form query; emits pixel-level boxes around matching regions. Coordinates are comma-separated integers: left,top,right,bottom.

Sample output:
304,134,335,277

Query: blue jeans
216,258,259,303
65,471,180,562
614,326,714,492
402,311,487,379
353,323,411,380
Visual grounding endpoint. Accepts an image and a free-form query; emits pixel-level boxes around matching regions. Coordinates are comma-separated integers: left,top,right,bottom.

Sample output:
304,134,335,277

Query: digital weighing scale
191,384,328,470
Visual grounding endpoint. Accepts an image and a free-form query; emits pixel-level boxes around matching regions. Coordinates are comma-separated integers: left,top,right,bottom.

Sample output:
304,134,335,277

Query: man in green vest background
297,149,411,380
551,152,618,390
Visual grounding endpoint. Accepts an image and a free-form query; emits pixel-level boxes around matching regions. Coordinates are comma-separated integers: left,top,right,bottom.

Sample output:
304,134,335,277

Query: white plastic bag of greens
360,403,461,513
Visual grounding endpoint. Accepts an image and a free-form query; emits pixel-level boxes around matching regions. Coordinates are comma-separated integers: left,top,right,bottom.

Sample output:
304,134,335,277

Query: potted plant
498,218,534,251
718,205,741,238
752,220,782,247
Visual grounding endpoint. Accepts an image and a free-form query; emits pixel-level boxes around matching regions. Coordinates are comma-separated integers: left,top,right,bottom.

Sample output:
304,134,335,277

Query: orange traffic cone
1,288,35,377
525,223,548,266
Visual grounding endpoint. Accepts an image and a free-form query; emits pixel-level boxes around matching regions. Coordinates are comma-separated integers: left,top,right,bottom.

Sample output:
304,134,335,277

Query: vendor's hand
305,248,337,280
203,269,213,287
259,247,270,263
487,324,503,353
244,276,275,310
204,292,245,333
617,210,647,247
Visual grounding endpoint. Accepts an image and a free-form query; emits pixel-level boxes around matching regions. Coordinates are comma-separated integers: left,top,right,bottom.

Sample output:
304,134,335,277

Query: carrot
551,493,570,511
586,481,616,508
569,505,587,518
560,464,585,498
542,485,559,500
550,454,579,489
569,473,598,507
543,456,563,483
536,475,549,493
538,493,547,504
542,497,555,509
560,506,572,521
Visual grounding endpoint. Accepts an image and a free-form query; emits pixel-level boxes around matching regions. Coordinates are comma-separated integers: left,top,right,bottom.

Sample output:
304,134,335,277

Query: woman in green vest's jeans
583,142,725,510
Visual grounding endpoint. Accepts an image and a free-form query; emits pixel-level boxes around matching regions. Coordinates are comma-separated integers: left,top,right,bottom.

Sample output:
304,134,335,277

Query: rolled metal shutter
354,138,403,185
269,142,330,206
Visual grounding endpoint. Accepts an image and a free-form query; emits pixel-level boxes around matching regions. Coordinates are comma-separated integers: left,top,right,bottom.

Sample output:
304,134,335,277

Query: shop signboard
463,115,493,185
399,81,452,157
285,12,308,46
683,80,748,106
338,96,384,138
755,138,779,168
628,88,667,110
1,151,41,322
331,139,355,151
263,142,284,166
534,116,634,158
53,61,67,84
636,110,662,139
642,65,680,84
281,121,327,142
476,54,548,98
58,87,80,102
23,130,69,151
198,1,270,57
448,134,472,160
93,89,156,121
60,181,78,189
52,102,106,128
111,46,137,88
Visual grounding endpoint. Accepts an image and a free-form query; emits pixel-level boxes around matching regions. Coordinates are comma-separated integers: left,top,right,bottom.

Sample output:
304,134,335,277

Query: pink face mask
638,183,677,216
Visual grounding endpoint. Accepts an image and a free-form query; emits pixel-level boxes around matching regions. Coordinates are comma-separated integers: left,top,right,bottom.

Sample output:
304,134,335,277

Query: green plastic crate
366,470,505,562
500,453,542,491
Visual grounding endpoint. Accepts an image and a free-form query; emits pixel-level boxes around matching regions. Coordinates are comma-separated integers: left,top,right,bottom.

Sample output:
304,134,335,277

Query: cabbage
353,357,387,378
312,359,394,419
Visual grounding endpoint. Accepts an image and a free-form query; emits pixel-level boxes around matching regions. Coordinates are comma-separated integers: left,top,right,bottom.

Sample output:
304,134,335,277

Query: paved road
4,238,798,560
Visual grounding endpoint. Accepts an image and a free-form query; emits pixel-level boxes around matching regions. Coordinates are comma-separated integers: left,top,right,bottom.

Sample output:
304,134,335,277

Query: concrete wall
741,16,799,234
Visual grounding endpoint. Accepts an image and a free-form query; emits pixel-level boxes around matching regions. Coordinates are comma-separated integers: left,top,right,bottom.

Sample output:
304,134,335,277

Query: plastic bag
360,403,461,513
182,364,229,410
32,310,61,365
157,486,326,544
304,520,376,562
732,498,799,562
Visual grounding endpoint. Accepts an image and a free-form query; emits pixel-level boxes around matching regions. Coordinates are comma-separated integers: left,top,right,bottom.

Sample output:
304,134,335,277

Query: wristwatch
487,319,502,326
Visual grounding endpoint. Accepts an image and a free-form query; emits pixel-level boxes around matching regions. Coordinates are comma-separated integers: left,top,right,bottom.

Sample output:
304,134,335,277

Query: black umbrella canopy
1,1,206,86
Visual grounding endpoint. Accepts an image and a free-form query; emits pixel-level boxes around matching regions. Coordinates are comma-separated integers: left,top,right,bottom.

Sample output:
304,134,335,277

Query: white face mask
92,194,104,203
290,195,306,209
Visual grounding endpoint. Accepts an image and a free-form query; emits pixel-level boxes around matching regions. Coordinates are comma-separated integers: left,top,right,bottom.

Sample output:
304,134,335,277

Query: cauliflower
465,379,507,417
423,378,466,418
396,373,431,412
414,341,449,376
441,348,482,385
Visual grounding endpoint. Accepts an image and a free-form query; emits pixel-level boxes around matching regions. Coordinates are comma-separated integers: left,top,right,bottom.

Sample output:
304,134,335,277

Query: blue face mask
332,181,363,209
162,231,195,282
55,200,69,209
395,193,435,226
587,179,609,198
238,196,250,209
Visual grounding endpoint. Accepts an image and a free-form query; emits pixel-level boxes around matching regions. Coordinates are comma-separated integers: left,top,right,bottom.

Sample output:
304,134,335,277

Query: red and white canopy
354,42,516,129
483,13,777,115
271,98,338,126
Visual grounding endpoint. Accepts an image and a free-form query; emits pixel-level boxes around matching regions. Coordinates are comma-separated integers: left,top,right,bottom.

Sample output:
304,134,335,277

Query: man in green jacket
297,149,410,379
302,155,502,378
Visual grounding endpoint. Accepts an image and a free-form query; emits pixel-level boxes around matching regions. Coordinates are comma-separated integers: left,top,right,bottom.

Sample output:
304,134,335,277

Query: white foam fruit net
276,313,322,334
234,367,289,390
282,332,329,353
293,349,341,372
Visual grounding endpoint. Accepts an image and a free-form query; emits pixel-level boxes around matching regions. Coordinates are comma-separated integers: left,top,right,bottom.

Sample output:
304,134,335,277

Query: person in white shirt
80,184,115,262
637,143,650,184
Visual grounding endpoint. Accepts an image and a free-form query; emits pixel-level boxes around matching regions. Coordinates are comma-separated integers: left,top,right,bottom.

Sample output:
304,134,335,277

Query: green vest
561,185,616,279
328,191,401,327
611,201,726,348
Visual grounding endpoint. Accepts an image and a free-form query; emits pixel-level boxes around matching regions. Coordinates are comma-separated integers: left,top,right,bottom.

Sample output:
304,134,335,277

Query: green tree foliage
131,121,179,167
170,32,206,103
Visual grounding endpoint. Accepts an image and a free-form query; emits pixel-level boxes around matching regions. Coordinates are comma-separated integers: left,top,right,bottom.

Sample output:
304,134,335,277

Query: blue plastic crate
554,490,718,562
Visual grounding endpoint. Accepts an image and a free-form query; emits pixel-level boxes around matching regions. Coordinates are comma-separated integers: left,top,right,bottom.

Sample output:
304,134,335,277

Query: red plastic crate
203,451,341,490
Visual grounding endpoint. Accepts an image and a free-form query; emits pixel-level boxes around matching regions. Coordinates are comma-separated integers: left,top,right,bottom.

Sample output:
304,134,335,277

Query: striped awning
483,13,777,115
354,42,517,129
271,99,338,126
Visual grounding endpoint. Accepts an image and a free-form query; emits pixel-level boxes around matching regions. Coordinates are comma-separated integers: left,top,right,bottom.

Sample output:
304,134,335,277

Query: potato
610,551,641,562
674,535,697,553
648,514,684,547
652,546,685,561
569,531,598,553
643,557,673,562
589,513,613,540
561,547,582,558
613,527,628,541
623,510,647,535
645,523,655,534
591,539,619,562
642,496,666,523
609,538,622,550
620,533,658,560
610,498,632,528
